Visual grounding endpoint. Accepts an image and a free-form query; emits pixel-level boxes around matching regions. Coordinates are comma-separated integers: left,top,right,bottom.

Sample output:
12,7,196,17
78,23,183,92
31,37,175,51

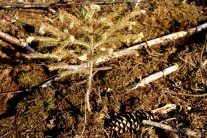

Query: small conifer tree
25,4,145,111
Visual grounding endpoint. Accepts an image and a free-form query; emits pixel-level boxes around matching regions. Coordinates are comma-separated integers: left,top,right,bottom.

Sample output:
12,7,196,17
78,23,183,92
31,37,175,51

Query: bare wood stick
151,104,177,114
0,3,51,9
52,22,207,71
0,75,58,95
0,89,29,95
94,22,207,65
0,30,35,53
142,120,200,138
127,64,179,90
0,30,22,46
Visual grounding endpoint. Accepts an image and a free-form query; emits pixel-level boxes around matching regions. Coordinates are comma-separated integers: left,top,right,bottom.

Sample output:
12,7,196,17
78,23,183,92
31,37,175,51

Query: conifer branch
54,22,207,71
59,11,82,25
101,10,145,41
102,33,144,46
68,39,92,50
38,23,65,37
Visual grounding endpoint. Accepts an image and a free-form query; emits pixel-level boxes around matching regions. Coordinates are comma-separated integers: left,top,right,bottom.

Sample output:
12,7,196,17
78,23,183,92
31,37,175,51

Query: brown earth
0,0,207,138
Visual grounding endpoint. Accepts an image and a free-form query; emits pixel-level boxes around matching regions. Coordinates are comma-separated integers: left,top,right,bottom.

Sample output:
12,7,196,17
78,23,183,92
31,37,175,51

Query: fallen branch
0,75,58,95
0,30,35,53
51,22,207,71
142,120,201,138
126,64,179,90
151,104,177,114
95,22,207,65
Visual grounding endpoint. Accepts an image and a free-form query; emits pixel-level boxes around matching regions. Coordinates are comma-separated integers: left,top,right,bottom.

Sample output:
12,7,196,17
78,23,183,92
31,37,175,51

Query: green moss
45,101,55,110
18,70,45,88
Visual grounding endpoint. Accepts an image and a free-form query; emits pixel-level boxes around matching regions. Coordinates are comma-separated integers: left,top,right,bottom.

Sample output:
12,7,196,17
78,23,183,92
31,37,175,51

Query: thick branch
94,22,207,65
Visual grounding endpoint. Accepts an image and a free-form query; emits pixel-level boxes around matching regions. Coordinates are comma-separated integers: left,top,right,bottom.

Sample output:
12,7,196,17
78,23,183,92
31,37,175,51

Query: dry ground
0,0,207,138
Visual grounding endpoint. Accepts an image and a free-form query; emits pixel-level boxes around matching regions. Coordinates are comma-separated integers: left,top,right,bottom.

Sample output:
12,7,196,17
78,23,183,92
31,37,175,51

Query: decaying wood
0,30,35,53
126,64,179,90
150,104,201,137
142,120,201,138
151,104,177,114
0,3,51,9
0,30,22,46
94,22,207,65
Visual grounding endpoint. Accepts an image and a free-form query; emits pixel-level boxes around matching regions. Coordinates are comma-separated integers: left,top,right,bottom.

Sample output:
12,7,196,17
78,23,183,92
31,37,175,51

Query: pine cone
104,111,154,137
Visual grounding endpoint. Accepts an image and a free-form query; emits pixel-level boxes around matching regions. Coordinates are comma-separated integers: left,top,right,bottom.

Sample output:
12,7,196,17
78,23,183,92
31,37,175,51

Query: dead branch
0,75,58,95
151,104,177,114
0,30,35,53
0,3,51,9
94,22,207,65
52,22,207,71
142,120,201,138
73,66,112,85
0,30,22,46
126,64,179,90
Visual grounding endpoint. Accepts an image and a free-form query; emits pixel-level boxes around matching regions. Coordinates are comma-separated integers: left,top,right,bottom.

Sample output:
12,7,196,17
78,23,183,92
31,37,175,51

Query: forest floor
0,0,207,138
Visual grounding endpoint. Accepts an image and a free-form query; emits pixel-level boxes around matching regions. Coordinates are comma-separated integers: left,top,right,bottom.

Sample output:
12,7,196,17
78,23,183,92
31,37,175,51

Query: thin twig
142,120,200,138
94,22,207,65
134,0,141,8
81,95,87,137
0,30,22,46
0,89,29,95
0,130,13,138
0,75,58,95
165,91,207,97
85,61,93,112
151,104,177,114
73,67,112,85
0,11,36,53
200,31,207,79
